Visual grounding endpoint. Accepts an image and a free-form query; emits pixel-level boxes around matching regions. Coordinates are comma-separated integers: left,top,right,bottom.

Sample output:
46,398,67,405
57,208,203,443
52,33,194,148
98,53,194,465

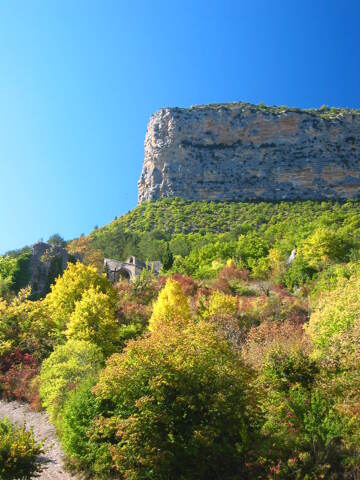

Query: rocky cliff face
138,102,360,203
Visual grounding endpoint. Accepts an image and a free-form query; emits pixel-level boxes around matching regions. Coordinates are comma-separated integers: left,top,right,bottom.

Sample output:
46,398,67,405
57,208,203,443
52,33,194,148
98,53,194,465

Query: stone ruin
30,242,68,298
103,255,162,282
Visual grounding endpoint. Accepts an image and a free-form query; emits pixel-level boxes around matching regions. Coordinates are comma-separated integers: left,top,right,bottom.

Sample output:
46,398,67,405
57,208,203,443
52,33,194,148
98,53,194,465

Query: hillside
2,197,360,478
69,198,360,285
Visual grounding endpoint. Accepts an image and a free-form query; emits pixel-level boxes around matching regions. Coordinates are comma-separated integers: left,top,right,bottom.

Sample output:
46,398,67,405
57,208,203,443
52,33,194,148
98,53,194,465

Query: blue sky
1,0,359,253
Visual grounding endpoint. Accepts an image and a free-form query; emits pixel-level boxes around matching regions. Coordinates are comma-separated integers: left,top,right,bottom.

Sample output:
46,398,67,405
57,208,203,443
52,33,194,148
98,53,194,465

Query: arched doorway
118,268,131,280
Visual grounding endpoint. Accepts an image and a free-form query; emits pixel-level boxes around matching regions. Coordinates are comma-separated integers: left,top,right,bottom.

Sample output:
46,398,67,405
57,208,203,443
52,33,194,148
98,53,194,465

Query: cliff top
157,101,360,119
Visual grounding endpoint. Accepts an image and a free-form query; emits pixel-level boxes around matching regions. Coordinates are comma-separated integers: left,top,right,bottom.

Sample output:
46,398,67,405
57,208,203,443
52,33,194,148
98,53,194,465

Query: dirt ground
0,400,78,479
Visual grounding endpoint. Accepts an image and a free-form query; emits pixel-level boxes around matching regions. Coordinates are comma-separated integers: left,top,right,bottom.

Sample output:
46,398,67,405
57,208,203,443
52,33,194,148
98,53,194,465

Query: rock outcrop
138,102,360,203
29,242,68,298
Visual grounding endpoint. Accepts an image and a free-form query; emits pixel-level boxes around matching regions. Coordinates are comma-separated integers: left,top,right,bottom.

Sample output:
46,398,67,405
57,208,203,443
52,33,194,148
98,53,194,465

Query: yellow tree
299,227,345,270
44,262,115,338
67,237,103,271
65,286,120,356
148,279,190,332
204,290,237,319
307,274,360,357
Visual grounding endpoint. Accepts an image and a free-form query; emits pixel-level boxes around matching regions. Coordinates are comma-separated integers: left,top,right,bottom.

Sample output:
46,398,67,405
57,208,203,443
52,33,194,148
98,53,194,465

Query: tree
161,243,174,270
44,262,115,339
47,233,66,248
67,236,104,271
307,274,360,357
39,340,103,423
299,227,347,270
169,234,191,257
148,279,190,332
65,286,120,356
256,346,344,478
318,317,360,475
204,290,237,319
59,377,106,473
92,319,254,480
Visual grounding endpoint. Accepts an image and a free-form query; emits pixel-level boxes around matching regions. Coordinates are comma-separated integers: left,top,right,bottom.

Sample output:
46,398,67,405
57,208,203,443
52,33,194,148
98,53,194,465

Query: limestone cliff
138,102,360,203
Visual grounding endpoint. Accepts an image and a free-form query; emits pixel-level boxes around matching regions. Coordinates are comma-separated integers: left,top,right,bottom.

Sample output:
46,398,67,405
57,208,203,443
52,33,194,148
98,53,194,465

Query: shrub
307,274,360,356
318,317,360,474
39,340,103,423
92,319,255,480
282,254,316,289
256,346,344,478
244,319,306,369
0,417,44,480
169,273,197,296
204,290,237,319
0,349,38,402
59,377,111,475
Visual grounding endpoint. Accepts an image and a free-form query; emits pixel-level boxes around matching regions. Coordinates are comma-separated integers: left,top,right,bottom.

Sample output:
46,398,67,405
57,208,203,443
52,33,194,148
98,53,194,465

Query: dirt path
0,400,78,479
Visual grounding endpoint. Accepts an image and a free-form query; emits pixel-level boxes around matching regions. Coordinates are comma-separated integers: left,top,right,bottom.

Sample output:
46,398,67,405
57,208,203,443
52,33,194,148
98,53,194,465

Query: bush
39,340,103,423
59,377,110,475
204,290,237,319
0,417,44,480
92,319,255,480
282,255,316,289
0,349,38,402
257,346,344,478
307,274,360,356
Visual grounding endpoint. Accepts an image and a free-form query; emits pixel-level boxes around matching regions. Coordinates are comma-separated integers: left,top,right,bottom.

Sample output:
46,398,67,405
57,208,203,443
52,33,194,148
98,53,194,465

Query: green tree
47,233,66,248
59,377,108,474
39,339,103,423
161,243,174,270
257,347,344,478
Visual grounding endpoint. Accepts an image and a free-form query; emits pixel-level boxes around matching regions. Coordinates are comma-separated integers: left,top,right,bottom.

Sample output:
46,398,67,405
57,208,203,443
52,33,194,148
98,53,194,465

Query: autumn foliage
1,237,360,479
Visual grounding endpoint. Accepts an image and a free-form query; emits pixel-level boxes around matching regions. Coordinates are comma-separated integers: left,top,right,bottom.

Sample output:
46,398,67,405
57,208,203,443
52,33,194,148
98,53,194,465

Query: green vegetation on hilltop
184,101,360,118
70,198,360,288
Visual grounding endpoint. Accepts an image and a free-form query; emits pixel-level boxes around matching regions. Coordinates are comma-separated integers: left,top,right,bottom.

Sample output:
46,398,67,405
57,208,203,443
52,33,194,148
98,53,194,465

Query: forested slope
69,198,360,287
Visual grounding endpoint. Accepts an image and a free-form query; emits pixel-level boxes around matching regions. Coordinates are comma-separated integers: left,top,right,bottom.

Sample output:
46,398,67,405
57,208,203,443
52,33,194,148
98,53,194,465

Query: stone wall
138,103,360,203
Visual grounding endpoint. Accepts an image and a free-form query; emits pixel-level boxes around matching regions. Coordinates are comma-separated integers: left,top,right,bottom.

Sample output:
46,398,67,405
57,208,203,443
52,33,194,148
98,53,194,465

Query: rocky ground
0,400,78,479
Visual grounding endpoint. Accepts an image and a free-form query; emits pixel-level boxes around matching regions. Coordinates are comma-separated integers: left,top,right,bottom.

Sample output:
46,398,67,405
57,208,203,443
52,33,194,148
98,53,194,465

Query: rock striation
138,102,360,203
